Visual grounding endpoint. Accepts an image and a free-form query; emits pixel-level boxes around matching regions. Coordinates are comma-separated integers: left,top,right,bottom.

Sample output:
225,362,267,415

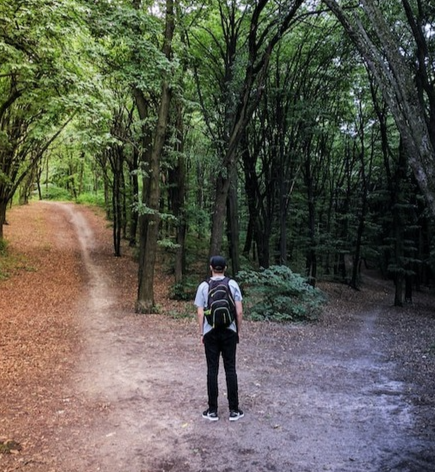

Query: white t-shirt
194,276,242,335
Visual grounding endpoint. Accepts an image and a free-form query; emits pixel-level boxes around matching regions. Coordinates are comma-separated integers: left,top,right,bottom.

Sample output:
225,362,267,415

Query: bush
0,239,10,279
0,238,7,256
237,265,326,323
170,275,200,301
41,185,72,201
76,192,106,208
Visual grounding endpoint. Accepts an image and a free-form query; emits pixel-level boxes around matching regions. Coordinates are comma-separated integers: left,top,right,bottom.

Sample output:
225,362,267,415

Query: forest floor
0,201,435,472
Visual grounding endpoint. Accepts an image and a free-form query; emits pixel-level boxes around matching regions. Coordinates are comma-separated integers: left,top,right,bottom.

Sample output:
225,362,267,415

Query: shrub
76,192,106,208
0,238,7,256
41,185,72,201
237,265,326,323
171,275,200,301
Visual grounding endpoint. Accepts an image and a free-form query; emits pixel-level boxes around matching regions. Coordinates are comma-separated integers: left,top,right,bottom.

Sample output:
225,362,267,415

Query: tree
0,0,95,239
322,0,435,217
189,0,305,269
241,13,357,276
136,0,175,313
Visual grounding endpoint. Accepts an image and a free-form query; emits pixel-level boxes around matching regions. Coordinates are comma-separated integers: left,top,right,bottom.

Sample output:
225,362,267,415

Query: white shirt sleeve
229,279,242,302
194,281,209,308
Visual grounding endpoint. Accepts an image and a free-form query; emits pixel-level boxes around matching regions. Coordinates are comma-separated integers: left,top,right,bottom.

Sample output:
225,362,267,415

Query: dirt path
2,202,435,472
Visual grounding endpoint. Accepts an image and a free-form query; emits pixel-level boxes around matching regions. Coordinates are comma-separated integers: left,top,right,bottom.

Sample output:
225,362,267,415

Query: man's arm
235,300,243,338
194,281,207,342
197,306,204,342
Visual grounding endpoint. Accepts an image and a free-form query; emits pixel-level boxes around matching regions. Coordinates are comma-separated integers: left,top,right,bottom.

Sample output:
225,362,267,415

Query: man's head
210,255,226,274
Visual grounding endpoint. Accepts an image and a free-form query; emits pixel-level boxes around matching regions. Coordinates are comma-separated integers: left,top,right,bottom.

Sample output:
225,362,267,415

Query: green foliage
41,185,73,201
170,276,199,301
158,238,180,250
237,266,327,323
1,0,434,303
76,192,106,208
0,0,100,211
0,238,8,257
0,240,36,280
167,305,194,320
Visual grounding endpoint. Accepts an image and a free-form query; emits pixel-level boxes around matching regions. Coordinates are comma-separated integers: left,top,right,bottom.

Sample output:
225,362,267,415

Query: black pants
203,328,239,412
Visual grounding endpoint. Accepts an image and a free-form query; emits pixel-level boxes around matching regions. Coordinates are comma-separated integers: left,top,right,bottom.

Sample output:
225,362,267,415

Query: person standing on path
194,255,244,422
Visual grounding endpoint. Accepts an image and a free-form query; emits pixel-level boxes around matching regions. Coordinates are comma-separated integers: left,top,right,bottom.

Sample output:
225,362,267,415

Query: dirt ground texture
0,201,434,472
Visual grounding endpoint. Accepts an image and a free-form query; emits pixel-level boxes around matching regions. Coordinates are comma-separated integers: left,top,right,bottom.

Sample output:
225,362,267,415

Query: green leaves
238,265,327,322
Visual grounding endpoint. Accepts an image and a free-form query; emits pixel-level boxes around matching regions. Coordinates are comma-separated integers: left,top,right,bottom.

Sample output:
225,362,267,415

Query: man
194,255,244,421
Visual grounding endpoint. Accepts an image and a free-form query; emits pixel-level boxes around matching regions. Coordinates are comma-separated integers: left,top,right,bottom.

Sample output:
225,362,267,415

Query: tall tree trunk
172,100,186,284
255,224,271,269
209,173,232,257
393,214,405,307
243,217,254,258
112,151,123,257
136,0,174,313
227,167,240,275
0,198,7,240
351,105,374,289
128,148,139,247
278,188,287,266
134,98,153,304
392,143,408,307
305,195,317,286
241,142,257,258
136,81,172,312
304,143,317,287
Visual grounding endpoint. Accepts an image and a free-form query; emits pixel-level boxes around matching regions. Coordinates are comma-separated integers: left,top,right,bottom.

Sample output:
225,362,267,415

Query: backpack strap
218,277,237,322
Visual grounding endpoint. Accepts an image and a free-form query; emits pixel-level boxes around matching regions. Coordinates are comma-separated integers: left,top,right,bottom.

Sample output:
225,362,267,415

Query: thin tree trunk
0,198,7,240
168,99,187,284
227,167,240,275
128,148,139,247
304,144,317,287
112,154,122,257
241,142,257,258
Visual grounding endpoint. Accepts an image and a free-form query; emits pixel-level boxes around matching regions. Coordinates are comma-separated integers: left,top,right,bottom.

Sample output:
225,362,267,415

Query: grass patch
167,305,194,320
40,185,73,201
0,238,8,255
0,239,35,280
0,239,10,279
76,191,106,208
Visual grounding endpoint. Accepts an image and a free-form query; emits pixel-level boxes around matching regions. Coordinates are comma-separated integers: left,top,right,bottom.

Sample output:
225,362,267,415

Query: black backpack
205,277,236,329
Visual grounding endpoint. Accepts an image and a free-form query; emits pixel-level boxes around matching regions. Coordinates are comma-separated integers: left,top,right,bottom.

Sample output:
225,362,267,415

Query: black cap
210,255,226,271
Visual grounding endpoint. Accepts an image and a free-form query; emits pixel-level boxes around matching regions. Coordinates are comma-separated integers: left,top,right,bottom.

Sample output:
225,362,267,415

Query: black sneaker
229,409,244,421
202,409,219,421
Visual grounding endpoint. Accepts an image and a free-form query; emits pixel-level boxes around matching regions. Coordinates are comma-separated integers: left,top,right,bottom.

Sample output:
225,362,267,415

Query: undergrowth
237,265,327,323
0,239,9,279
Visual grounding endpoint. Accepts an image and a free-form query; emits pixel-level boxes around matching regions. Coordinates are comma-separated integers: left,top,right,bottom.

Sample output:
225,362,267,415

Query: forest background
1,0,435,313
